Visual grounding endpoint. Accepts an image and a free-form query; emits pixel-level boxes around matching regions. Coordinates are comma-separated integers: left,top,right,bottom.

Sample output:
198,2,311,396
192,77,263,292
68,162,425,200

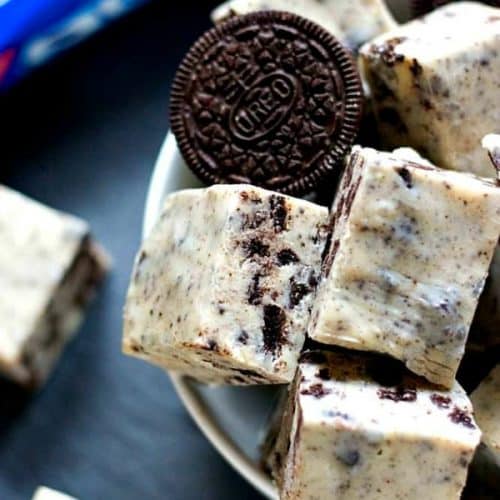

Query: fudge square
471,364,500,468
360,2,500,177
0,186,109,388
123,184,328,384
268,350,481,500
308,146,500,388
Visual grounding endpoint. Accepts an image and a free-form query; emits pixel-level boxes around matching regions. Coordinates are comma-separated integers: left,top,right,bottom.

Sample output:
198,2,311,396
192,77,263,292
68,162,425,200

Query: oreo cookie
170,11,363,195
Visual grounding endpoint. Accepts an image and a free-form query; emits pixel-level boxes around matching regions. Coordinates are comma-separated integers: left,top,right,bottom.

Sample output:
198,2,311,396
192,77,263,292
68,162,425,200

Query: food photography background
0,1,490,499
0,1,265,498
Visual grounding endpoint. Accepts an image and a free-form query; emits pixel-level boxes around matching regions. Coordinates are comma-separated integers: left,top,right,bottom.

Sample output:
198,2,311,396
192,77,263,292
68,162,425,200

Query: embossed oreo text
230,72,298,142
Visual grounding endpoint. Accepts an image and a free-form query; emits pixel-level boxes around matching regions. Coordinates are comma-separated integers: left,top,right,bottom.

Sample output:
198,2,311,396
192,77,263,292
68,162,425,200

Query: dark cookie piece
269,194,288,232
262,304,287,354
369,37,406,66
277,248,299,266
430,393,451,409
448,406,475,428
243,237,270,258
492,161,500,186
485,140,500,183
170,11,363,195
300,383,331,398
377,386,417,402
396,167,413,189
412,0,500,17
248,273,263,305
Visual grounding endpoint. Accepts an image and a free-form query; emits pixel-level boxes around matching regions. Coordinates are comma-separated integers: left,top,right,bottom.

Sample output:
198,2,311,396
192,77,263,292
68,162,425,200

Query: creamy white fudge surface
471,365,500,467
319,0,396,50
360,2,500,177
308,146,500,388
211,0,396,50
32,486,77,500
269,350,481,500
0,186,109,387
123,185,328,384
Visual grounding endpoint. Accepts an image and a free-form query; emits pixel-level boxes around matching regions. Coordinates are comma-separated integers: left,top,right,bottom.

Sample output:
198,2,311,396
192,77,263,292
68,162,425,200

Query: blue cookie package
0,0,149,91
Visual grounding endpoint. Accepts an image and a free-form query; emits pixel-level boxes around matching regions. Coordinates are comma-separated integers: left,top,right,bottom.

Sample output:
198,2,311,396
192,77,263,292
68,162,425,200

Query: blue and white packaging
0,0,149,91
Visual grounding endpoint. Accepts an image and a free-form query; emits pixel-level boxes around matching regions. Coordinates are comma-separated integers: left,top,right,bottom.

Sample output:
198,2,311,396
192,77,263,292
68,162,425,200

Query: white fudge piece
123,185,328,385
269,350,481,500
308,146,500,387
211,0,396,50
32,486,77,500
0,186,109,388
471,365,500,467
319,0,396,50
360,2,500,177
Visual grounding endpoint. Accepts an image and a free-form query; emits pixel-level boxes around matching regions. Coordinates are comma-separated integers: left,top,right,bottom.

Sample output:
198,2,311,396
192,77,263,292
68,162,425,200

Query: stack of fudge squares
124,2,500,499
0,186,109,389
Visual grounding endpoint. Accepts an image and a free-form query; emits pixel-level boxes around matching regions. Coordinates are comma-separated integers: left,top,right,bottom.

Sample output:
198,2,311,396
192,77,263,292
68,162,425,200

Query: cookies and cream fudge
32,487,77,500
471,365,500,467
0,186,109,388
308,146,500,387
360,2,500,177
123,185,328,384
268,350,481,500
211,0,396,50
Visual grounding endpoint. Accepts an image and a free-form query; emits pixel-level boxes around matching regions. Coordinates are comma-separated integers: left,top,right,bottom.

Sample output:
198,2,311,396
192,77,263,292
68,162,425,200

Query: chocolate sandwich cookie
170,11,363,195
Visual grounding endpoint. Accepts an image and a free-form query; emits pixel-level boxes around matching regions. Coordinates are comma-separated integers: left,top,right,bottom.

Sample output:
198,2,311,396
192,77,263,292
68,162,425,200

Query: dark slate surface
0,2,262,499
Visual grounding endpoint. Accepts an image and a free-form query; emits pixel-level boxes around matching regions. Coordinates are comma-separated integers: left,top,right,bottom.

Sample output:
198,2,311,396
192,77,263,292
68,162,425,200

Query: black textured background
0,2,261,498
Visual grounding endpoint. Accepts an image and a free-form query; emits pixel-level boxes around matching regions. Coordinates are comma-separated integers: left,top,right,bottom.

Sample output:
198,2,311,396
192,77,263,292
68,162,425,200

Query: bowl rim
142,131,276,500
